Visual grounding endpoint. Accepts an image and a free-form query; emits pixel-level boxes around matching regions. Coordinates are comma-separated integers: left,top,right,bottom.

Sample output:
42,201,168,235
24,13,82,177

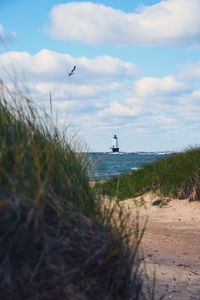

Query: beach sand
122,194,200,299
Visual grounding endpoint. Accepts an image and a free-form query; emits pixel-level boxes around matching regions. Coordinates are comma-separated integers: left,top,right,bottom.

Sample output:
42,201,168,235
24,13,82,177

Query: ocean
87,152,172,180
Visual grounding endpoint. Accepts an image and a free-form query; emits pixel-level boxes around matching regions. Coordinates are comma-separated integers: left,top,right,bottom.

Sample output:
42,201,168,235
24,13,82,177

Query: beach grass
99,147,200,201
0,84,146,299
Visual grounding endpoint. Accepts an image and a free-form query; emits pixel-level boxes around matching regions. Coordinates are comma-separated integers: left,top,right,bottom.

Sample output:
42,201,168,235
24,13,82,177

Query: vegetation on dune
99,147,200,201
0,88,95,217
0,84,145,300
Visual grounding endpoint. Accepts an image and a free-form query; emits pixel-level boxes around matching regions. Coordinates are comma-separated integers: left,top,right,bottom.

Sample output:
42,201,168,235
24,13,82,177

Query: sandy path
123,195,200,299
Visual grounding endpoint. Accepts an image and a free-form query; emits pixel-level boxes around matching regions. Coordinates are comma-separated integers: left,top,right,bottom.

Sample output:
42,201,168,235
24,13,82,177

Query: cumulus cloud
0,48,199,151
180,62,200,79
99,101,142,118
46,0,200,47
0,49,137,129
0,49,136,95
133,76,189,97
0,49,136,81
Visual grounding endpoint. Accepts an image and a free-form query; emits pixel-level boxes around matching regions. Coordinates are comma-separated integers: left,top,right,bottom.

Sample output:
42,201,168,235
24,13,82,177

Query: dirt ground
122,194,200,300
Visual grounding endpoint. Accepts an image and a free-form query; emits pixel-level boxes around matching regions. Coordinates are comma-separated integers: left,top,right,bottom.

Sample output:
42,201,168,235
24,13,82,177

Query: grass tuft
99,147,200,201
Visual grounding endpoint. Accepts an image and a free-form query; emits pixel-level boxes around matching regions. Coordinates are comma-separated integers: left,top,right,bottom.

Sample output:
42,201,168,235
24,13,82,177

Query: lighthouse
111,134,119,152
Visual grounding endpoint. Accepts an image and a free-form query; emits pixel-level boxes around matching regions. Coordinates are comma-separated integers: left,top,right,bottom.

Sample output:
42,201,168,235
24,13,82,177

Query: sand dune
122,194,200,299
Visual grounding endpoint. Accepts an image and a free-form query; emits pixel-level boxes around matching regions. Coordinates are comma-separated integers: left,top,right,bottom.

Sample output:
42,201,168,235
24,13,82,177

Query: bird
68,66,76,76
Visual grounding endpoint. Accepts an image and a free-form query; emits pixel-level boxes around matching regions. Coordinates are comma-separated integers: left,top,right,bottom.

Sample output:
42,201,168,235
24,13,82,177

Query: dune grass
0,84,146,299
0,85,97,217
99,147,200,201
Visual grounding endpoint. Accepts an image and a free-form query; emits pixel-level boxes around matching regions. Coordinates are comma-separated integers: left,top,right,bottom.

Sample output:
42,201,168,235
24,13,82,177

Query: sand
122,194,200,300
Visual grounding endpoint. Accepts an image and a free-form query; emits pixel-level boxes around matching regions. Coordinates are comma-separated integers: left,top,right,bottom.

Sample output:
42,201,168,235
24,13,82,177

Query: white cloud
99,101,142,118
191,90,200,99
133,76,188,97
0,49,200,151
46,0,200,47
0,49,137,129
0,49,136,93
180,62,200,79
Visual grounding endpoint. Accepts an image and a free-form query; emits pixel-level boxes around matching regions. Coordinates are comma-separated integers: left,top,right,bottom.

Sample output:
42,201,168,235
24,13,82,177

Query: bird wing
68,66,76,76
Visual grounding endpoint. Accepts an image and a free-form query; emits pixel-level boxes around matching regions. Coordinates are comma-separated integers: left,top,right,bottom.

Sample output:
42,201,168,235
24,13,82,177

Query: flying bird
68,66,76,76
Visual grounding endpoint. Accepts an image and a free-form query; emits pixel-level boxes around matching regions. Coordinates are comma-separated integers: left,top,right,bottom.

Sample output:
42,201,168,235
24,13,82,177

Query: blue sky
0,0,200,151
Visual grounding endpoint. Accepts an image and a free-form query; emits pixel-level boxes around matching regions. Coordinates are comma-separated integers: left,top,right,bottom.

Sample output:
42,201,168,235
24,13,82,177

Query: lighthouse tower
111,134,119,152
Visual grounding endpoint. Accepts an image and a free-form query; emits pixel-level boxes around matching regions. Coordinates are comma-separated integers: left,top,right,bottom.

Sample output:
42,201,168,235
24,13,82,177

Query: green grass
99,147,200,201
0,84,146,299
0,88,96,217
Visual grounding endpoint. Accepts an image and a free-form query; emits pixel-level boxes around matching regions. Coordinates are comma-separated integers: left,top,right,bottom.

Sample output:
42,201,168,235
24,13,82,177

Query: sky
0,0,200,152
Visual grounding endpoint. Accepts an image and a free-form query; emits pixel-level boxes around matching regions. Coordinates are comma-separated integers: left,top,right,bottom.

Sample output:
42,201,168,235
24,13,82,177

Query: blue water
87,152,172,180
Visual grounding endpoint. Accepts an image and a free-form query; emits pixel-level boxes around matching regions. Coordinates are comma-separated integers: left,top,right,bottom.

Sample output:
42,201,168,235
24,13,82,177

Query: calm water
87,152,172,180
